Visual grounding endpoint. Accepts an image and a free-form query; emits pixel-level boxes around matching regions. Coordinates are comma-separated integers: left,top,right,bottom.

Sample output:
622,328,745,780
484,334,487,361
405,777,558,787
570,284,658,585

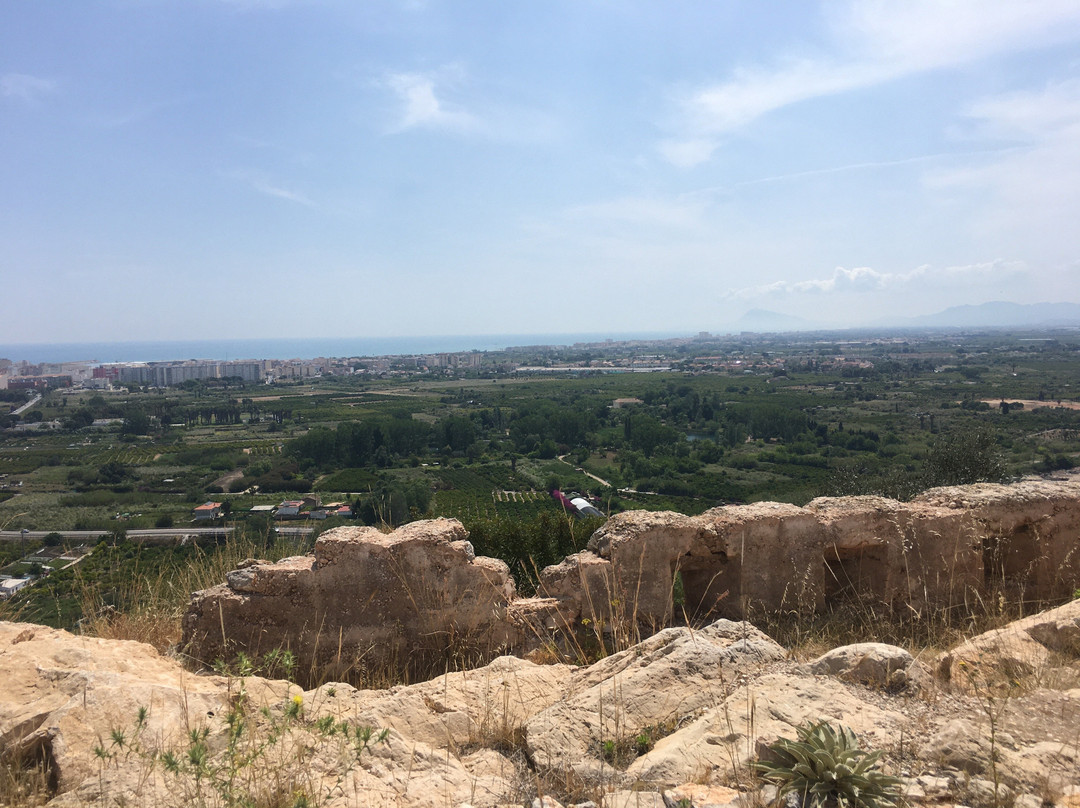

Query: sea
0,332,686,365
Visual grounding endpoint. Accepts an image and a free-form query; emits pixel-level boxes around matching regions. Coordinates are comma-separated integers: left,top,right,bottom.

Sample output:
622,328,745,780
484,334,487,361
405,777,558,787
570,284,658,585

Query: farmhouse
192,501,223,520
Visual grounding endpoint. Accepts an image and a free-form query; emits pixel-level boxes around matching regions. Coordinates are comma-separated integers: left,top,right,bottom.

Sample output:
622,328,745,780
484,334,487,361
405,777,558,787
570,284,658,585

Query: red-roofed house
193,501,223,520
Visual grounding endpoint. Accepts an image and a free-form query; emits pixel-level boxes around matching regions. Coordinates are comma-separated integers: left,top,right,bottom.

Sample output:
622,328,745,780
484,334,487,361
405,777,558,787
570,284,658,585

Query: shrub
754,721,901,808
922,427,1006,488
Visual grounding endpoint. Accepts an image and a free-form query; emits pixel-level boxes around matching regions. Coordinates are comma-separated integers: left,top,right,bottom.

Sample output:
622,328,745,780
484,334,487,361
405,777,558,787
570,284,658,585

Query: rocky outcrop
4,608,1079,808
937,597,1080,686
182,479,1080,683
523,620,786,780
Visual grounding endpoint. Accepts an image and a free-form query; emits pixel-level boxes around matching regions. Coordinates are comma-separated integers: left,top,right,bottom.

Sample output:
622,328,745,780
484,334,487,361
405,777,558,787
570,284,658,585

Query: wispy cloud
956,78,1080,142
565,195,705,230
723,261,1026,300
1,73,57,102
383,67,477,133
662,0,1080,165
231,170,316,207
928,79,1080,240
733,152,1010,187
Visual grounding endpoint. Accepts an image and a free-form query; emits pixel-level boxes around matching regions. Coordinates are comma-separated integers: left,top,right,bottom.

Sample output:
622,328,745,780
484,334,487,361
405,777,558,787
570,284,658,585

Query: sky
3,0,1080,343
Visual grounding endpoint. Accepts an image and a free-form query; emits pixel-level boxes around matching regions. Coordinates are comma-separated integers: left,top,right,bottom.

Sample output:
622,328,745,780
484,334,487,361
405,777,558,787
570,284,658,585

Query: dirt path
211,469,245,493
556,455,612,488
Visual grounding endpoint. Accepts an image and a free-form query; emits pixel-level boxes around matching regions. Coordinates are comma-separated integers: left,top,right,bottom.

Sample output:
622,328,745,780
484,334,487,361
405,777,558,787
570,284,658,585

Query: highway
0,526,235,543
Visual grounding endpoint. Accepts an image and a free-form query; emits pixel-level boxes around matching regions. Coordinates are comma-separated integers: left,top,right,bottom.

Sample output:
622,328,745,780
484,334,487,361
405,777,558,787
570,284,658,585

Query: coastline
0,332,685,365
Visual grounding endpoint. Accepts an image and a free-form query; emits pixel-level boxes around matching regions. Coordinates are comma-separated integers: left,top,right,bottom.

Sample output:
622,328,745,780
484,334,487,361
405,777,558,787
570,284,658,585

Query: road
273,526,315,536
0,526,236,543
11,394,43,416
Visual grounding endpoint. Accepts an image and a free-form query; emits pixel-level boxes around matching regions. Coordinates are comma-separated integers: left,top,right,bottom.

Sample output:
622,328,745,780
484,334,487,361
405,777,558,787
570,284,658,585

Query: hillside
2,600,1079,807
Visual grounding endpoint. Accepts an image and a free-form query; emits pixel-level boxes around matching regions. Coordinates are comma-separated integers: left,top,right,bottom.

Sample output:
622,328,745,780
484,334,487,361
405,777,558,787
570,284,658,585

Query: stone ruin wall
181,478,1080,678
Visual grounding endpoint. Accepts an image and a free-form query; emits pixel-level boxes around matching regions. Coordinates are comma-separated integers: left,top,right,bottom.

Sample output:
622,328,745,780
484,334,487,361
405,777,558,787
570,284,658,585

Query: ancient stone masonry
182,518,518,681
182,479,1080,678
528,479,1080,633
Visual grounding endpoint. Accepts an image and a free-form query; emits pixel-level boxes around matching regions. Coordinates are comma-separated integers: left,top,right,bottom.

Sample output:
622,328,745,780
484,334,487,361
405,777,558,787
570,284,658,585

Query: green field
2,329,1080,628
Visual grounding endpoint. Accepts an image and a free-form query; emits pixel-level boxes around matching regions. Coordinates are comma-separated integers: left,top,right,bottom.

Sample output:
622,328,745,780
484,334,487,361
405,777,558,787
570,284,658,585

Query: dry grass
4,513,1078,808
0,745,53,808
77,532,307,653
753,590,1036,663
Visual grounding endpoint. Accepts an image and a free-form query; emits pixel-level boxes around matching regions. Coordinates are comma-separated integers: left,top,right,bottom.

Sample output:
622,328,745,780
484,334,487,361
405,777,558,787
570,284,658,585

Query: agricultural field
2,328,1080,627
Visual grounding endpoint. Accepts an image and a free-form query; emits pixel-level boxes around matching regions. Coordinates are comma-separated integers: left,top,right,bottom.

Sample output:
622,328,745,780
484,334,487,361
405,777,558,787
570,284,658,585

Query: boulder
938,598,1080,687
524,620,785,784
802,642,916,689
626,672,908,786
0,622,291,801
304,654,572,752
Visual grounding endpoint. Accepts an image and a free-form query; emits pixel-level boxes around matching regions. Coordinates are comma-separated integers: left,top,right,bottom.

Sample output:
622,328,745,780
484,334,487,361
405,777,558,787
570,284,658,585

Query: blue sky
3,0,1079,342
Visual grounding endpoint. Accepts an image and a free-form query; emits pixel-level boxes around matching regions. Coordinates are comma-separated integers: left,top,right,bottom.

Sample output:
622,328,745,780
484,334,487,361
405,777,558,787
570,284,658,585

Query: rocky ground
2,599,1079,808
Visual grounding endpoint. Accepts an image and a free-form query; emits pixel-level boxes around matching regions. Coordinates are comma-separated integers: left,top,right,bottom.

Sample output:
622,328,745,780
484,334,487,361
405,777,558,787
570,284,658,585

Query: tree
98,461,131,485
121,406,150,435
922,427,1006,488
65,407,95,430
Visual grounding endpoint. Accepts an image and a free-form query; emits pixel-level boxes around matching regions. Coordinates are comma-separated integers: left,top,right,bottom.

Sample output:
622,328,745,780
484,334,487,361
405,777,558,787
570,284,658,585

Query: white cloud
723,261,1025,300
662,0,1080,165
1,73,56,102
928,79,1080,250
959,78,1080,141
835,0,1080,70
384,69,477,133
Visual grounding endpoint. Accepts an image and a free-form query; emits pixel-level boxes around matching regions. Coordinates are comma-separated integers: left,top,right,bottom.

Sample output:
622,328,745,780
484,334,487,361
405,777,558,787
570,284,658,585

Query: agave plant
753,720,902,808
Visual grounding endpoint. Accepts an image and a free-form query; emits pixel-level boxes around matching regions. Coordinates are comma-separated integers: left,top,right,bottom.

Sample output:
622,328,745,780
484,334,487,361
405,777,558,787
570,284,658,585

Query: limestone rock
662,783,741,808
938,598,1080,687
603,790,665,807
5,590,1080,807
803,642,915,688
524,620,784,783
925,719,996,774
1,622,525,808
305,654,572,752
626,672,907,786
183,480,1080,687
0,622,290,801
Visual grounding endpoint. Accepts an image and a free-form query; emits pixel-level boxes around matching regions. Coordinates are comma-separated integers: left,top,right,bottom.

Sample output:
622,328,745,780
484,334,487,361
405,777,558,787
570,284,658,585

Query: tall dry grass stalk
77,529,307,654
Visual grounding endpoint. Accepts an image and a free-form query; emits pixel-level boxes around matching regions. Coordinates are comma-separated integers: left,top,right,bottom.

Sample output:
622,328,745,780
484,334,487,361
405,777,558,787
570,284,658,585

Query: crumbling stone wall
181,518,518,682
183,478,1080,678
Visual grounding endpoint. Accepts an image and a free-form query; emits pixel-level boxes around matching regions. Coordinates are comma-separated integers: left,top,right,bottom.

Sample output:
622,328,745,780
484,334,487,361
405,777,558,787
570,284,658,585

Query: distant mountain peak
899,301,1080,329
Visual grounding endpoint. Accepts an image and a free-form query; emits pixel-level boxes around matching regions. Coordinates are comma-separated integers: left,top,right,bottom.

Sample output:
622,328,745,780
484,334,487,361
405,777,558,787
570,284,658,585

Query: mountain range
736,302,1080,333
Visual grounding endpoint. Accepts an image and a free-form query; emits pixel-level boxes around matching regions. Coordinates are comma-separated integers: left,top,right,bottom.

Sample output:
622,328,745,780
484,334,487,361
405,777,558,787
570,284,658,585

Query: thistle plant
754,721,901,808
